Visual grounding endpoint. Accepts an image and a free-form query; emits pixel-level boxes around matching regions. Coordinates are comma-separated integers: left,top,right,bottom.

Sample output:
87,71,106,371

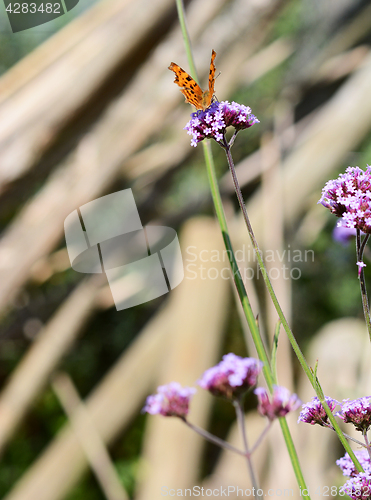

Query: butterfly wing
168,62,204,110
205,50,217,108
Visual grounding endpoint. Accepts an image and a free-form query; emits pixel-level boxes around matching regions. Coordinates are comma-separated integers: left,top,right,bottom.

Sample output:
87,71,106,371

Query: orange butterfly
168,50,216,111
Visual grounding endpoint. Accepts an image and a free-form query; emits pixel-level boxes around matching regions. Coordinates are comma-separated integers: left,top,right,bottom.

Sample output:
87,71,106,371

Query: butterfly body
168,50,216,111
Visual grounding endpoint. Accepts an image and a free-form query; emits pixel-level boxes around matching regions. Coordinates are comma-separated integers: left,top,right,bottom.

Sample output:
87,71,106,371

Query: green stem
356,230,371,340
203,139,311,494
203,141,272,383
222,136,312,383
174,0,198,80
173,0,319,493
223,137,364,474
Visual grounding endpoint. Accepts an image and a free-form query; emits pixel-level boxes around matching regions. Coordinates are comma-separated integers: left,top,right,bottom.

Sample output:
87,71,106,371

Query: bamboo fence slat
3,302,171,500
0,0,175,183
0,0,284,315
3,217,230,500
0,274,105,455
136,217,230,499
51,372,129,500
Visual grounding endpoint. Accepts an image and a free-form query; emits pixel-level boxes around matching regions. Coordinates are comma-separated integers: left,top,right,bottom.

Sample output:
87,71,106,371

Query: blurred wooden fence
0,0,370,498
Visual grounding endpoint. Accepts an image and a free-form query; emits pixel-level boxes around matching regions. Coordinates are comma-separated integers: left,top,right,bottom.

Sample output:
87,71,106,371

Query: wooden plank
3,217,230,500
0,0,174,184
0,275,105,455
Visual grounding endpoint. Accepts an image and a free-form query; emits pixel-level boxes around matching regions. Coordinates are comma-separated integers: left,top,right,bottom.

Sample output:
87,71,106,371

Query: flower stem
250,422,273,455
203,117,311,497
363,431,371,461
183,418,245,456
328,426,366,447
203,140,318,493
205,139,313,492
222,135,364,474
356,230,371,340
173,0,316,494
234,399,262,500
221,135,311,382
203,141,271,381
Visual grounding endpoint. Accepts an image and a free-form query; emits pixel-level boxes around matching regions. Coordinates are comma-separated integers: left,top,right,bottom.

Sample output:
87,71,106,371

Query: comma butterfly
168,50,216,111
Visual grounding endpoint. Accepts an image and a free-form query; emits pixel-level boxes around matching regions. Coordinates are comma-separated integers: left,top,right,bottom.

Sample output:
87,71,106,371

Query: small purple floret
337,450,371,477
198,353,263,399
297,396,338,426
184,101,259,147
340,473,371,499
319,166,371,234
338,397,371,432
254,385,301,421
143,382,196,418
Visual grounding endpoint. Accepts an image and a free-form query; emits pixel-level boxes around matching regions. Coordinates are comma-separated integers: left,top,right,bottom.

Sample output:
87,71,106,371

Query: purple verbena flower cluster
184,101,259,147
300,394,371,499
254,385,301,421
142,382,196,418
340,473,371,500
297,396,338,426
198,353,263,399
142,353,302,470
338,397,371,432
319,166,371,234
337,450,371,478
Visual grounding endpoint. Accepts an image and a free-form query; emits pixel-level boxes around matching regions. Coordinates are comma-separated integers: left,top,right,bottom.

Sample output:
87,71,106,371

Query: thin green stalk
222,137,312,382
174,0,197,80
203,142,272,383
173,0,312,494
223,137,364,473
312,376,363,473
204,137,311,494
270,320,281,384
356,230,371,340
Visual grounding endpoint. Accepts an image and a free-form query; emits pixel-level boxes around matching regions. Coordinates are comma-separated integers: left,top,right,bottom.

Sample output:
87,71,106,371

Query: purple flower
184,101,259,147
143,382,196,418
337,450,371,477
338,397,371,432
333,225,358,246
254,385,301,421
319,166,371,234
297,396,338,426
357,261,367,277
198,353,263,399
340,473,371,499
